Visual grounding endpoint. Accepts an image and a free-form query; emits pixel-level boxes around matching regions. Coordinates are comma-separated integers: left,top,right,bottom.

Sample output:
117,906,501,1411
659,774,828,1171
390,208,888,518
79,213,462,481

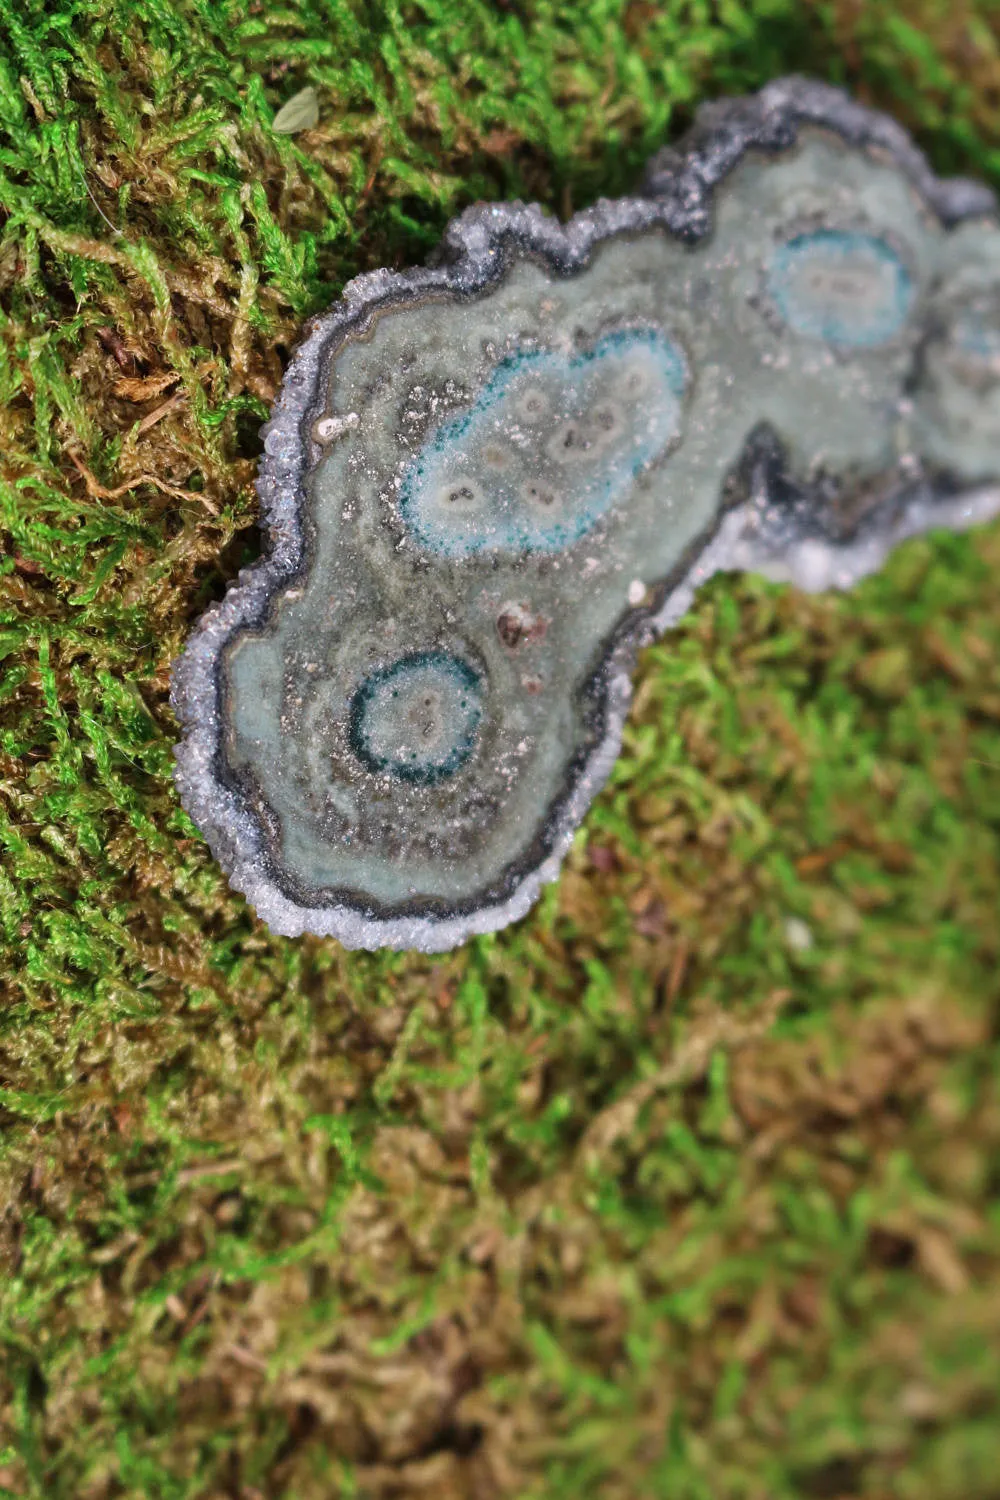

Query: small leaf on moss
271,86,319,135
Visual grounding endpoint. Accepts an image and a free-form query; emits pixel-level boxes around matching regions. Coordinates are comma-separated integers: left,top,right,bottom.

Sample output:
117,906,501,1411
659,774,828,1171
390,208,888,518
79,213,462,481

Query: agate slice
172,77,1000,951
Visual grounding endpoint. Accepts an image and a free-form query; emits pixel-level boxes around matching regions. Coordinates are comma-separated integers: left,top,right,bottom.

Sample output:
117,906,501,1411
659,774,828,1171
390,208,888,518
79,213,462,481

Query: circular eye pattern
620,364,649,398
515,386,551,423
767,229,914,348
481,442,513,471
588,401,623,448
438,479,484,509
543,402,621,462
521,479,559,510
349,652,483,784
545,420,594,463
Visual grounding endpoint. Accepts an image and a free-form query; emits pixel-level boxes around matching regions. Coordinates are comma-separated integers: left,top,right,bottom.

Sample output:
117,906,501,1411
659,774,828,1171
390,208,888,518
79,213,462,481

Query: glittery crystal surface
171,78,1000,951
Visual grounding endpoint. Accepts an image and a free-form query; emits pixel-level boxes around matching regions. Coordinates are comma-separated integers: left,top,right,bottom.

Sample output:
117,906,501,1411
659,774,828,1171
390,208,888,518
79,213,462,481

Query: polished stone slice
171,77,1000,952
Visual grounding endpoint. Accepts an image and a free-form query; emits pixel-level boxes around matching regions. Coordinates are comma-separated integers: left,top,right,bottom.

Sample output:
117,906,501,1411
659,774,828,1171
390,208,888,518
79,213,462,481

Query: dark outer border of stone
170,75,999,952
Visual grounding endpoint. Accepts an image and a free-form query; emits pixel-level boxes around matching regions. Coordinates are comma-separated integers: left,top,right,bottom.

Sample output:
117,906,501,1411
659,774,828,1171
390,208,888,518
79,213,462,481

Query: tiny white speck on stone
315,413,359,443
628,578,646,606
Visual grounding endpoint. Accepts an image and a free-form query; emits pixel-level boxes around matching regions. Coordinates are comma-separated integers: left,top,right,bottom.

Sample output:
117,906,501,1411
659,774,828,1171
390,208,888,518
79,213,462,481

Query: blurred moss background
2,1,1000,1496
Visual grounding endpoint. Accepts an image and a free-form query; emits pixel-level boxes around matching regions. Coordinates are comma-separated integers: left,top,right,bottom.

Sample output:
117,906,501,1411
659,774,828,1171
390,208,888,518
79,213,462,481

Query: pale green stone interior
222,130,1000,912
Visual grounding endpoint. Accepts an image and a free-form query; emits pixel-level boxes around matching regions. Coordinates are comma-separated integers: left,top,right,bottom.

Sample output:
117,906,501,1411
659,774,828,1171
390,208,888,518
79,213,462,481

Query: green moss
1,2,999,1497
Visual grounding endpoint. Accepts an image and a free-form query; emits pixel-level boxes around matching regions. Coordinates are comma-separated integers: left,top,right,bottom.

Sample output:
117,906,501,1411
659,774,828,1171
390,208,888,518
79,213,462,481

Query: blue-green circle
349,651,483,784
767,229,914,348
397,327,687,558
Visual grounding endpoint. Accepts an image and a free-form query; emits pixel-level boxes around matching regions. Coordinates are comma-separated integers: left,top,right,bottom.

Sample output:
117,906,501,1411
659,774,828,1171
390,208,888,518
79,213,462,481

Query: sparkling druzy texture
172,78,1000,952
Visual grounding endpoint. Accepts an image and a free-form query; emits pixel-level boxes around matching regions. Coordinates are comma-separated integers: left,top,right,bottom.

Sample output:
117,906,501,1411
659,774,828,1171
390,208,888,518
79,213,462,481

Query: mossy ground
2,2,1000,1497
